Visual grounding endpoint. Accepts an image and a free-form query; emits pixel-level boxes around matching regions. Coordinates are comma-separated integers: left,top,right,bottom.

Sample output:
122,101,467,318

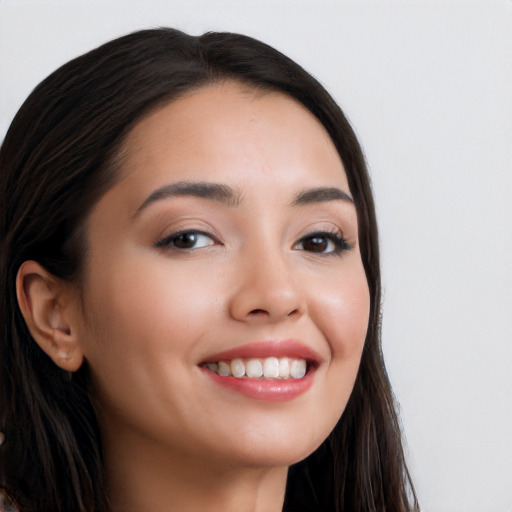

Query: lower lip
200,367,315,402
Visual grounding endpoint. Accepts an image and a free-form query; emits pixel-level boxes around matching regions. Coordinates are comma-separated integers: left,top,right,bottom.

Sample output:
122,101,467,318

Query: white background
1,1,511,511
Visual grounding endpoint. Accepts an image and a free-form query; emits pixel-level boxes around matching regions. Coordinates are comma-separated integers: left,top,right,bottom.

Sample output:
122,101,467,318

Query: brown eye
301,236,330,252
156,230,216,250
175,232,199,248
294,231,350,255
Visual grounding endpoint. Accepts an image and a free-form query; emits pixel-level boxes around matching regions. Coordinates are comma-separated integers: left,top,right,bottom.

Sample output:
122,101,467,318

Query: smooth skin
18,82,370,512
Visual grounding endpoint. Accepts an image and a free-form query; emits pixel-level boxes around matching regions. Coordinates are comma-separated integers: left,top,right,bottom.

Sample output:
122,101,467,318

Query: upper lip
200,340,322,365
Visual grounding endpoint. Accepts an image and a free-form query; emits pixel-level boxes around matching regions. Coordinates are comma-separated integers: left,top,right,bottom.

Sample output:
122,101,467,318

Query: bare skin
103,419,288,512
18,82,369,511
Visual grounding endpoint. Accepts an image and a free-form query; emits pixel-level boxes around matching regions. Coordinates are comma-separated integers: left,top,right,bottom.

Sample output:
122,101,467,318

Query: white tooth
290,359,306,379
246,359,263,378
263,357,279,378
218,361,231,377
278,358,290,378
205,362,218,373
231,358,246,378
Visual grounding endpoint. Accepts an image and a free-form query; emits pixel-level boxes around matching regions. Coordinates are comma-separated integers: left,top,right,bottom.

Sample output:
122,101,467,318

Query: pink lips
199,340,321,402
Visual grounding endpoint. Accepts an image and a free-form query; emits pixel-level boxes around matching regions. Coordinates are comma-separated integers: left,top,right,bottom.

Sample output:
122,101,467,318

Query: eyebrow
135,181,353,216
291,187,354,206
135,181,243,215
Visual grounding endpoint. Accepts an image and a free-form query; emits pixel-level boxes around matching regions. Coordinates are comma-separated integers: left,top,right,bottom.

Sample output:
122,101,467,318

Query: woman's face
74,82,370,469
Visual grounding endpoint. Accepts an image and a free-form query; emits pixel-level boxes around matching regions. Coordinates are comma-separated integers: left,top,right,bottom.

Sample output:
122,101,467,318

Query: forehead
116,81,349,189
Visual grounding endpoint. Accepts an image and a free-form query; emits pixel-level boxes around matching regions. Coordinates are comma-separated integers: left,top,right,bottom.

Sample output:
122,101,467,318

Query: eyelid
294,227,352,255
154,228,220,249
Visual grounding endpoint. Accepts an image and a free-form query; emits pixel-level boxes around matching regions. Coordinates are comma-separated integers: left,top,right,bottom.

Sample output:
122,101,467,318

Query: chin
206,414,337,469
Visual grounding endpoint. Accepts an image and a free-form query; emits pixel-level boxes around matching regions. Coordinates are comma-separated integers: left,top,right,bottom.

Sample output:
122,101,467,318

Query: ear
16,260,84,372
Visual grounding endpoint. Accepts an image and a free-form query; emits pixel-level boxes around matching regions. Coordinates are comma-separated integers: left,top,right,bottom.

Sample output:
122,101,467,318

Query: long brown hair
0,28,418,511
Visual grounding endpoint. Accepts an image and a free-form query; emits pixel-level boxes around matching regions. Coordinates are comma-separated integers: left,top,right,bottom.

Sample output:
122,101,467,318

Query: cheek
85,253,220,341
310,262,370,359
78,256,220,397
300,261,369,446
77,260,232,447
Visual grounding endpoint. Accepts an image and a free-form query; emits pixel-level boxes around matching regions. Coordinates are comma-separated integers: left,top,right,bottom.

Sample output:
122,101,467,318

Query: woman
0,28,418,512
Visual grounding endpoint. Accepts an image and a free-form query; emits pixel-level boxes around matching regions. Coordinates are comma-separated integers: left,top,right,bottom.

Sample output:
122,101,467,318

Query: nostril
249,309,268,316
247,307,301,318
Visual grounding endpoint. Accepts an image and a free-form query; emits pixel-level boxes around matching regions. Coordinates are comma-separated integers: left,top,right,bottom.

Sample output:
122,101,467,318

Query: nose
228,247,307,323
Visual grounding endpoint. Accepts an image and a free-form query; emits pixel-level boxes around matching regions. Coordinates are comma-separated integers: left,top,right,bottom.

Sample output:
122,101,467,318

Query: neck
102,424,288,512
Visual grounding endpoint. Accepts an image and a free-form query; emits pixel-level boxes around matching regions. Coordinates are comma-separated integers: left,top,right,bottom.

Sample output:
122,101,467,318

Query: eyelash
155,228,351,255
294,230,351,255
155,229,218,250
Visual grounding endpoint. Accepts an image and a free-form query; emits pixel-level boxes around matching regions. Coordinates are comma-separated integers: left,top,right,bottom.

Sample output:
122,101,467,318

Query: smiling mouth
201,357,309,380
199,342,319,401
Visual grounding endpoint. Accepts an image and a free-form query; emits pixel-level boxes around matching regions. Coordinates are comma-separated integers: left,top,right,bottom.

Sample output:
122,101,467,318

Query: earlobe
16,260,84,372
